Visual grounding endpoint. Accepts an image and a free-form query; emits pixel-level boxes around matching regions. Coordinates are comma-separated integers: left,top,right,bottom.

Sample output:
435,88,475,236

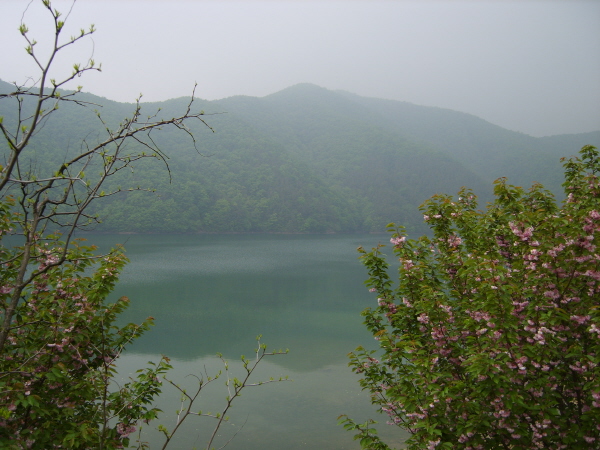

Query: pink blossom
402,259,414,271
570,315,591,325
427,439,440,449
447,234,462,247
544,290,560,300
116,423,137,437
0,285,12,294
417,313,430,324
584,270,600,281
439,304,452,314
509,222,534,241
390,236,406,246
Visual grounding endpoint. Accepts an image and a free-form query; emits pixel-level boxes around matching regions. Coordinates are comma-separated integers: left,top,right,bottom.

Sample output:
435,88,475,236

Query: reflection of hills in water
98,233,401,449
115,353,409,450
104,233,386,371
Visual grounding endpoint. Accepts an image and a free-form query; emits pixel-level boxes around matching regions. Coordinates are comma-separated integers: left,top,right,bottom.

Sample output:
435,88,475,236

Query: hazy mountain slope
219,84,490,230
219,83,600,200
533,131,600,192
2,79,597,233
334,88,600,194
92,100,362,233
0,81,361,233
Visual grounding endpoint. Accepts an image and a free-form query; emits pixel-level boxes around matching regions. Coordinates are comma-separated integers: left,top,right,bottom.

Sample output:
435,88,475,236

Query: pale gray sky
1,0,599,137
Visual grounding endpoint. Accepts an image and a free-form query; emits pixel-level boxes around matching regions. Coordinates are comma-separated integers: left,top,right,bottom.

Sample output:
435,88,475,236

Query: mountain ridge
1,79,598,233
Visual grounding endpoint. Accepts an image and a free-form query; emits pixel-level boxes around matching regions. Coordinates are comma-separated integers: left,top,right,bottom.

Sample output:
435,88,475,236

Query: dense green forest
1,80,598,233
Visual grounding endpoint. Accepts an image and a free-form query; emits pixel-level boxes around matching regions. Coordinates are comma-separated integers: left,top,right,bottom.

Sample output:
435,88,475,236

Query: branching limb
150,337,289,450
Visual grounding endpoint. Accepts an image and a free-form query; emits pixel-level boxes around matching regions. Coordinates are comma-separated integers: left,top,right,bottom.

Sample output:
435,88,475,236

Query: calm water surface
87,233,408,449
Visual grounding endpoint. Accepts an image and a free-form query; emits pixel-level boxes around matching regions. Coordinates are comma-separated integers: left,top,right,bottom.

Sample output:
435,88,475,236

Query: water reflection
116,354,408,450
84,233,408,448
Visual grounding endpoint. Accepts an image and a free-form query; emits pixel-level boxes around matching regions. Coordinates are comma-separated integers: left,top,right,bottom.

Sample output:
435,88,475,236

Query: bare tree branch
0,1,214,353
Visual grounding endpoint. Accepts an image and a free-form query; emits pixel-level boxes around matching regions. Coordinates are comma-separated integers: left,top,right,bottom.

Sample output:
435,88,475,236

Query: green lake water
87,233,409,449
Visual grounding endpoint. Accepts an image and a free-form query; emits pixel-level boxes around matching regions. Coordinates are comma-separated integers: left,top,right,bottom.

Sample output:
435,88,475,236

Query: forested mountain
1,80,597,233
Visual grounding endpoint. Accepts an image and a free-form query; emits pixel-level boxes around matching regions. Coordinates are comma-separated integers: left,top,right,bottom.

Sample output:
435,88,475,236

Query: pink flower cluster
390,236,406,247
509,222,534,241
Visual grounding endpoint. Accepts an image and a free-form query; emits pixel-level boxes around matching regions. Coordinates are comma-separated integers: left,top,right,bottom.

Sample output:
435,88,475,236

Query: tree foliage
342,145,600,449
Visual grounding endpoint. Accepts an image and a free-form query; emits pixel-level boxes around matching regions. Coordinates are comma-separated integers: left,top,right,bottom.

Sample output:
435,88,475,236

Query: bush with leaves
341,145,600,449
0,224,169,448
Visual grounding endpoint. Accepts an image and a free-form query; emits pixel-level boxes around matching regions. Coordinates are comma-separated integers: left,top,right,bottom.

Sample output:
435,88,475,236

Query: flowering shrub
0,228,288,449
341,146,600,449
0,227,170,449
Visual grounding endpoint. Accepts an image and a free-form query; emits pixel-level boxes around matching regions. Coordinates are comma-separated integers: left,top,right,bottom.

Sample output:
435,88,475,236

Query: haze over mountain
1,1,598,138
1,80,598,234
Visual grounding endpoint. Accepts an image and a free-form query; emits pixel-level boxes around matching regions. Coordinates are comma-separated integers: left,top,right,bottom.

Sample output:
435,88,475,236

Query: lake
87,233,409,449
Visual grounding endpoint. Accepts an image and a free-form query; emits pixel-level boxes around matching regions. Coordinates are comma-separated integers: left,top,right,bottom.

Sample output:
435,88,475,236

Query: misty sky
1,0,599,137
